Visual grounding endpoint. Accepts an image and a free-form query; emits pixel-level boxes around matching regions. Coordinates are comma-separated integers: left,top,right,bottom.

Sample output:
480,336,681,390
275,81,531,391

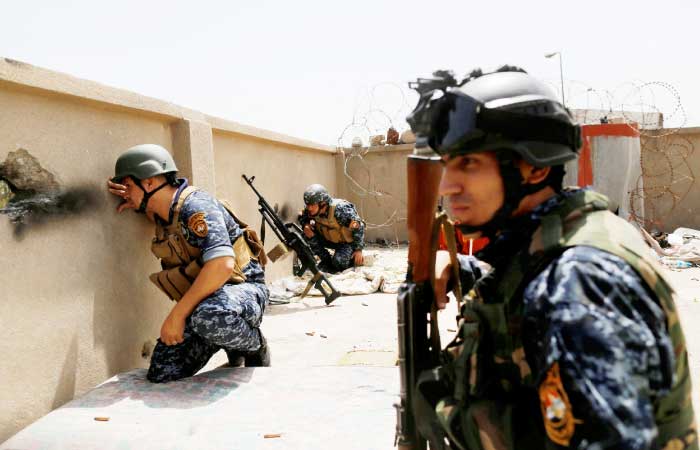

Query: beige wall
336,129,700,240
213,131,336,281
0,82,175,442
0,58,334,442
336,145,412,243
640,128,700,232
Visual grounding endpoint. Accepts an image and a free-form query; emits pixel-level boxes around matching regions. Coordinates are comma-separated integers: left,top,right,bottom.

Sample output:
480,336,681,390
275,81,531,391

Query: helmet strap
134,179,170,214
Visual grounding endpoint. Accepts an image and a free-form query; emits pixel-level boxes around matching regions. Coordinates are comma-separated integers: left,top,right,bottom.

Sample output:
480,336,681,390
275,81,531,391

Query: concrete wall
0,58,334,442
336,128,700,239
336,145,412,244
212,128,336,281
640,128,700,232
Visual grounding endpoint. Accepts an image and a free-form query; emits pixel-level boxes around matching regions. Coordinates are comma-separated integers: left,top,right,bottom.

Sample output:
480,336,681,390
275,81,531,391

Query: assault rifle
242,174,341,305
395,150,445,450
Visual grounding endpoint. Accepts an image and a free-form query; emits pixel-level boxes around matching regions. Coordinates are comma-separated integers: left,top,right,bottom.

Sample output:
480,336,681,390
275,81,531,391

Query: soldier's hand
434,250,453,310
353,250,364,266
106,178,136,213
160,312,185,346
303,224,315,238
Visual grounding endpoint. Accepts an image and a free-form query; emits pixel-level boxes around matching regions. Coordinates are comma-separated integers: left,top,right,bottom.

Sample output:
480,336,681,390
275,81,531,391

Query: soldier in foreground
298,184,365,273
106,144,270,382
397,67,696,449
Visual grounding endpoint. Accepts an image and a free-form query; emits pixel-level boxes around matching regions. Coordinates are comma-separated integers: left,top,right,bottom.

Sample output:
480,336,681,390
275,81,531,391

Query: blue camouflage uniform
449,188,694,449
147,180,269,383
300,199,365,273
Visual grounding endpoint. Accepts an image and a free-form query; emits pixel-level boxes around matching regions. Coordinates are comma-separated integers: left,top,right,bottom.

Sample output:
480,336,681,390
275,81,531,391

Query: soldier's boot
224,349,245,367
317,260,333,273
244,328,271,367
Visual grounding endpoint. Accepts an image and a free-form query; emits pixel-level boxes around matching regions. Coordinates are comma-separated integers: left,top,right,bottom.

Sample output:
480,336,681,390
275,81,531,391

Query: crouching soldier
298,184,365,273
107,144,270,382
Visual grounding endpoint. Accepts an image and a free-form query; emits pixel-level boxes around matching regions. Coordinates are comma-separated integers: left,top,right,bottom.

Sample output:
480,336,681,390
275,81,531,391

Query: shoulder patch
188,212,209,238
539,362,581,446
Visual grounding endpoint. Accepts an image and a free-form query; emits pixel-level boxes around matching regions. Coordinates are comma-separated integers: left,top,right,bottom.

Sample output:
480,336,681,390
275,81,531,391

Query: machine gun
242,174,341,305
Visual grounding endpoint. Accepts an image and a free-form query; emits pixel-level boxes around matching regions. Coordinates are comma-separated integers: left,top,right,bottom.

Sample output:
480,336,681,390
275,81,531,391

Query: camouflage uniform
299,200,365,273
420,188,696,450
147,180,268,383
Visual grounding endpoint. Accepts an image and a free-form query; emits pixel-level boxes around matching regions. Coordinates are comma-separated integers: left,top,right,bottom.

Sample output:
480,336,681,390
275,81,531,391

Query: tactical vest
424,190,697,450
313,200,354,244
149,187,265,301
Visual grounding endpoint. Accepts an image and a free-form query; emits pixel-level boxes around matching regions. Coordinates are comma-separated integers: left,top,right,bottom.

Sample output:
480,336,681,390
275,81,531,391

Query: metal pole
558,53,565,107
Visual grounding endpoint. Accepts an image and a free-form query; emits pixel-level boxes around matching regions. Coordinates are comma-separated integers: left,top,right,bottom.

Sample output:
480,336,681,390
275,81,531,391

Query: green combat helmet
112,144,178,213
112,144,178,183
303,184,332,205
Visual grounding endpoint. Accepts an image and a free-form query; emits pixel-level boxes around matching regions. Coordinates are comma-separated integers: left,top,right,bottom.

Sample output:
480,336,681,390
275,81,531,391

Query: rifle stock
396,154,444,449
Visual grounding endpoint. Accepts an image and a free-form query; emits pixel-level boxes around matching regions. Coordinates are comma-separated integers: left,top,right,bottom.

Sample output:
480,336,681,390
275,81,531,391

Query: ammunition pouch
149,259,203,302
149,235,250,302
219,198,268,267
313,201,355,244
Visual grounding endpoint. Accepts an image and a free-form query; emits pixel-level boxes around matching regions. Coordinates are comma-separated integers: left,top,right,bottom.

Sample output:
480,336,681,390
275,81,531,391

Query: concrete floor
664,266,700,411
206,262,700,415
5,256,700,450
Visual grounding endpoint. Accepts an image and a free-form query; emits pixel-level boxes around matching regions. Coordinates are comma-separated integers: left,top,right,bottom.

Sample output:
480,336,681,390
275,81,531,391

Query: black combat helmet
407,67,581,166
303,184,332,205
407,66,582,235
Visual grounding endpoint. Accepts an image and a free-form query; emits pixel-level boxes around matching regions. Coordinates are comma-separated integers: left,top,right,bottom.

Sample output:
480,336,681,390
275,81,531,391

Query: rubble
0,180,13,208
641,227,700,269
399,129,416,144
386,127,399,145
0,148,60,193
369,135,385,146
268,247,407,300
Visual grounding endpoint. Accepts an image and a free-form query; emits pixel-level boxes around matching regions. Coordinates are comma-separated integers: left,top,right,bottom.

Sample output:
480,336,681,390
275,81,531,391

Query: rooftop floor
4,250,700,449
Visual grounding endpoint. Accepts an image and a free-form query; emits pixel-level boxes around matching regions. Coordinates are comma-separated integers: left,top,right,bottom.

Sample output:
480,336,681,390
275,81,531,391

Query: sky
1,0,698,146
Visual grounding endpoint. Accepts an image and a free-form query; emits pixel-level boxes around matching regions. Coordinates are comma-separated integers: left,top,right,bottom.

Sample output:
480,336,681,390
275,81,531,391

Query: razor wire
550,78,695,231
340,76,695,235
335,82,416,242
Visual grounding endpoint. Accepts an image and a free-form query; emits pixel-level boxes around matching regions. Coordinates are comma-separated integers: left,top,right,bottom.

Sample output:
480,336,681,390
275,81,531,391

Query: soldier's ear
518,161,551,185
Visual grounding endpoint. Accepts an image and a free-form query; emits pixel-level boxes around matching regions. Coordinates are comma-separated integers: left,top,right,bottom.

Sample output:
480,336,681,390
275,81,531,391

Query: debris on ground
269,246,407,300
641,227,700,269
264,433,282,439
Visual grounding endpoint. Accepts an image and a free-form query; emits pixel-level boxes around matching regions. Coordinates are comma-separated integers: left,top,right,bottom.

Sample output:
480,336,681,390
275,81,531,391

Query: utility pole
545,51,565,107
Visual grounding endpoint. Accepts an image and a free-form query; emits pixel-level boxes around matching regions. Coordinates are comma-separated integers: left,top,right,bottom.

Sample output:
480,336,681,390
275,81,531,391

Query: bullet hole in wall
274,202,293,222
0,148,100,240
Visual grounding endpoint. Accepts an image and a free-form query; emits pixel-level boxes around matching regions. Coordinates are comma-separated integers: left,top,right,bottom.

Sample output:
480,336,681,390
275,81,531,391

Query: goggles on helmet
407,86,581,157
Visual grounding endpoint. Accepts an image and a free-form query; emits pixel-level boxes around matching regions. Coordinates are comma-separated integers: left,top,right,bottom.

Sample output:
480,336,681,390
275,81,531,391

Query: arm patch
188,212,209,237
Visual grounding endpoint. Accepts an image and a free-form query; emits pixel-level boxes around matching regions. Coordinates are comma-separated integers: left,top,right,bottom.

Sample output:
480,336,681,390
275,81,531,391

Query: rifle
395,150,445,450
242,174,341,305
